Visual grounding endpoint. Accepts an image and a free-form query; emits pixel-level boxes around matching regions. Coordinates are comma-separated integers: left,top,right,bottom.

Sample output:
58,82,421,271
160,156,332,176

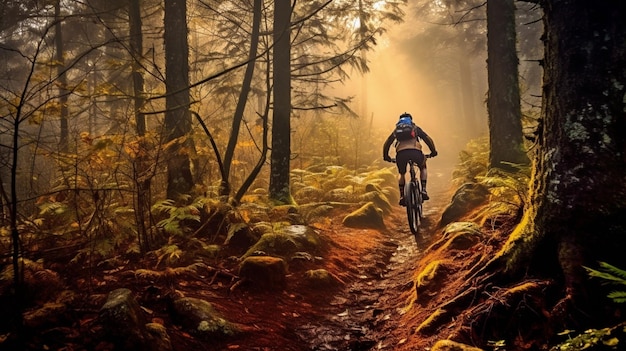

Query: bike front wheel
404,181,422,236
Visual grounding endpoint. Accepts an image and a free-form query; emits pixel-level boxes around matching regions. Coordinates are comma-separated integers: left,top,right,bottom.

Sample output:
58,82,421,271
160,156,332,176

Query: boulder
171,297,239,338
440,183,490,226
342,202,385,229
303,269,343,288
99,288,148,350
242,225,321,260
239,256,288,290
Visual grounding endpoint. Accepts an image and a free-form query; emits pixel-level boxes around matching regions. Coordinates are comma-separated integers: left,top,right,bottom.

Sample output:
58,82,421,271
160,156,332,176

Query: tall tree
164,0,193,202
269,0,293,204
128,0,152,251
502,0,626,326
221,0,262,200
486,0,529,169
55,0,69,152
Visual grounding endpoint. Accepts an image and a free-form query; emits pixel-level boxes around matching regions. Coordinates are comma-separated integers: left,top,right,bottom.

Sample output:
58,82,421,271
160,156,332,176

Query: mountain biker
383,112,438,206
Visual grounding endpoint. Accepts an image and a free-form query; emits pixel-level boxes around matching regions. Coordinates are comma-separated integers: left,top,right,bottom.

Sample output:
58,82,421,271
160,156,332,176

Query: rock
361,183,393,215
342,202,385,229
440,183,489,227
99,288,148,350
303,269,343,288
242,225,321,260
239,256,288,290
171,297,239,339
145,323,173,351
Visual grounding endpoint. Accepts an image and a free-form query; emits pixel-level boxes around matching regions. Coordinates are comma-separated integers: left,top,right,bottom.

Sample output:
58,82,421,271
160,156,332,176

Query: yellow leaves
80,132,92,145
124,140,140,158
237,140,256,148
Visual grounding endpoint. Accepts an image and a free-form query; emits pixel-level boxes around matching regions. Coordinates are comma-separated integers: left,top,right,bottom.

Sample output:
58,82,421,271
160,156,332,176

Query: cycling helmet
400,112,412,120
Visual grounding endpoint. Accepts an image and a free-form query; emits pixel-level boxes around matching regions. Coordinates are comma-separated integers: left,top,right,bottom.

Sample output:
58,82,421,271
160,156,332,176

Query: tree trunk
222,0,262,199
55,0,68,152
164,0,193,202
269,0,293,205
128,0,152,251
486,0,529,169
503,1,626,325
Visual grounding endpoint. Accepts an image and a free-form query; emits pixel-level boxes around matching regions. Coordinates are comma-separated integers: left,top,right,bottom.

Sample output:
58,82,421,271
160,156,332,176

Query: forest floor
162,176,455,351
4,174,457,351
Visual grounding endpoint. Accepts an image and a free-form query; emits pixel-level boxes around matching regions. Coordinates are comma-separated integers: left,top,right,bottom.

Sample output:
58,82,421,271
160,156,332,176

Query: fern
225,222,249,245
152,199,202,236
154,244,182,268
452,137,489,185
585,262,626,303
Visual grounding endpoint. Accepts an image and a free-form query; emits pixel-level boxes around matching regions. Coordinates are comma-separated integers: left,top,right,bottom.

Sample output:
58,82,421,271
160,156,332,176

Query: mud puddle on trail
298,187,448,351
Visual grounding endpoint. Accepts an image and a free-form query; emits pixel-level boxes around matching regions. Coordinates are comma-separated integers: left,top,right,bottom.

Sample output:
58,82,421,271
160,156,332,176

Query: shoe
422,191,429,201
399,197,406,206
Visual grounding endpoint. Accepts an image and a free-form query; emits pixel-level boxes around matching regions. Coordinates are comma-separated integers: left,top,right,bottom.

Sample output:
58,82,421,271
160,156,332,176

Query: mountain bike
389,155,431,241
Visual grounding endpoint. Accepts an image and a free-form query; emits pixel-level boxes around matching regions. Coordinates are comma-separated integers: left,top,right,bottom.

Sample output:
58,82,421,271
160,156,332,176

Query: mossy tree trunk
501,1,626,324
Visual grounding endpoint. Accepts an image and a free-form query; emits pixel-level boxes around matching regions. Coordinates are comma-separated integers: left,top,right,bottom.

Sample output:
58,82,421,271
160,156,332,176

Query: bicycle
388,155,432,240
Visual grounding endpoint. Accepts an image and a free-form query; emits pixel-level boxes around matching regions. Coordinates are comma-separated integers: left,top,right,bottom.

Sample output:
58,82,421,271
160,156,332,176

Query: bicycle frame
386,155,430,242
404,159,423,238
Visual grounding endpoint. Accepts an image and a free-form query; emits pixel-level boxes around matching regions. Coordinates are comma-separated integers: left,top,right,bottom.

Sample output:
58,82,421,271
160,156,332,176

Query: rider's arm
382,132,395,160
415,127,437,155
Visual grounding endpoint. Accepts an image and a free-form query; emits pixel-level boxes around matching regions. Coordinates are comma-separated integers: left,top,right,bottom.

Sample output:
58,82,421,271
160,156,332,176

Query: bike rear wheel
405,181,421,235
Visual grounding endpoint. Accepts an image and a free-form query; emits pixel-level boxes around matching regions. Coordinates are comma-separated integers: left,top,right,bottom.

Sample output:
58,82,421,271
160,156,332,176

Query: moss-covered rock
303,269,343,288
239,256,288,290
145,323,173,351
172,297,239,338
361,183,393,215
99,288,148,349
242,225,321,260
440,183,490,226
342,202,385,229
431,339,485,351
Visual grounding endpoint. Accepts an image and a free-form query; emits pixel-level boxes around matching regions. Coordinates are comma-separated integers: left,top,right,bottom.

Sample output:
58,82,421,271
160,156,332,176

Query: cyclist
383,112,438,206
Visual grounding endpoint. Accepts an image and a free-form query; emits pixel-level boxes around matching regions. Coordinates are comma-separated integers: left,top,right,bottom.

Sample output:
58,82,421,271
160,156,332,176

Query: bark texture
164,0,193,201
503,1,626,326
486,0,529,169
269,0,293,205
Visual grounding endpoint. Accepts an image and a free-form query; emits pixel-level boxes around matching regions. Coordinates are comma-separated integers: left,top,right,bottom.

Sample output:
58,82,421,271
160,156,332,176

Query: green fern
301,204,334,223
551,327,620,351
585,262,626,303
452,137,489,185
154,243,182,268
152,199,202,236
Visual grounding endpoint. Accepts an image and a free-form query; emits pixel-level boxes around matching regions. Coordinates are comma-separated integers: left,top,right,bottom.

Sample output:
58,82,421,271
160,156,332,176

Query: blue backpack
394,117,415,141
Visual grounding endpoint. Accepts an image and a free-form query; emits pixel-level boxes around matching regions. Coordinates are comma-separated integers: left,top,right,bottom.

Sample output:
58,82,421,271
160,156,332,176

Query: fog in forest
334,10,489,175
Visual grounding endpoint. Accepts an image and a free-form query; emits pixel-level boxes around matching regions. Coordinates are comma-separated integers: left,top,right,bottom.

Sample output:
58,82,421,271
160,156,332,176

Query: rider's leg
398,173,406,205
419,159,429,200
396,150,409,206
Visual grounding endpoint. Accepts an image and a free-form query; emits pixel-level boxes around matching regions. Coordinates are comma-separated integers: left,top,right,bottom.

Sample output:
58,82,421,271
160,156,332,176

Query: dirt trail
298,177,451,351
